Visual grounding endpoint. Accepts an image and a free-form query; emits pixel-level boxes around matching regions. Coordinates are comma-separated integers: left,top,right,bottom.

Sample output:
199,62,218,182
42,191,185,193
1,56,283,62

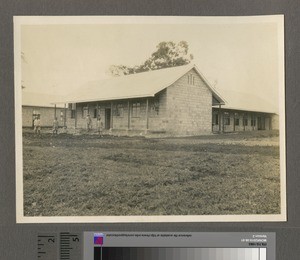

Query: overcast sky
19,17,283,111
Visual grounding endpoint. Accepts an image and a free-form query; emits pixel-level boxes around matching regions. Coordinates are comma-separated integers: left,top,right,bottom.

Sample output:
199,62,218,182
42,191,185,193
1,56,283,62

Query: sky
19,17,283,112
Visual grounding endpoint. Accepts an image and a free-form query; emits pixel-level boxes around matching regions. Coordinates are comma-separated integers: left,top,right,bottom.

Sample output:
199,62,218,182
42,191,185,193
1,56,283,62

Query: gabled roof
213,89,278,114
63,64,225,104
22,91,65,108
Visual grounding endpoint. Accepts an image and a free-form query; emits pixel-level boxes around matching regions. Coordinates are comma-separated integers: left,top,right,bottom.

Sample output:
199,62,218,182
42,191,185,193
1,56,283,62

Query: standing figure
52,117,59,135
33,116,41,136
97,116,103,137
86,114,92,132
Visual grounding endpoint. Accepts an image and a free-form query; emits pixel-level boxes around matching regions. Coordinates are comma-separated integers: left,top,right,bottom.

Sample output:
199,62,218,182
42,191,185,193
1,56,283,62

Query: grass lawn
22,130,281,216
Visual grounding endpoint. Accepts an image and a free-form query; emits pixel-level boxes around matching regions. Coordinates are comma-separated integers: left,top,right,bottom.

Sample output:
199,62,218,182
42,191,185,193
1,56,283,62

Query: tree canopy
109,41,193,76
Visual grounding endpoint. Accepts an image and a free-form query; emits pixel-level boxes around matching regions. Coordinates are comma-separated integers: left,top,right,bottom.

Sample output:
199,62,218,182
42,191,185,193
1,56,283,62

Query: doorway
257,116,265,130
105,108,111,129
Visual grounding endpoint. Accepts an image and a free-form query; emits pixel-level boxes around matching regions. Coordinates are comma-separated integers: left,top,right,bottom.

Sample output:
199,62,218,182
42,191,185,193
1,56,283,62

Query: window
151,97,160,115
251,118,256,126
235,118,240,126
224,112,230,125
71,103,76,119
93,106,101,118
115,104,124,117
243,118,248,126
82,106,88,118
224,117,230,125
188,74,195,85
132,102,140,117
93,108,98,118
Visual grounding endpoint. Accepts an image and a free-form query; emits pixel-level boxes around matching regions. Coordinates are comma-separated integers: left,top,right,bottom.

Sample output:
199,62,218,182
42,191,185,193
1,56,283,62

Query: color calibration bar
83,232,275,260
94,247,266,260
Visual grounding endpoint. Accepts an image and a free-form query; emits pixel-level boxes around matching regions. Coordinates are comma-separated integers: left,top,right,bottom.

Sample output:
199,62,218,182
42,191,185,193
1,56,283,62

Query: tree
108,41,193,76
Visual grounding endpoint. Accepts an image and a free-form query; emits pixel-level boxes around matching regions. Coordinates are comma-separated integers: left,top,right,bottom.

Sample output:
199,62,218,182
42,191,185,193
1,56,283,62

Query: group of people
33,116,59,136
32,114,104,136
86,114,104,137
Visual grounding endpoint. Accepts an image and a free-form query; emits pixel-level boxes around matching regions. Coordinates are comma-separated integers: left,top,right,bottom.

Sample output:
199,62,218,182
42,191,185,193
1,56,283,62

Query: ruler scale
37,233,58,259
59,232,82,260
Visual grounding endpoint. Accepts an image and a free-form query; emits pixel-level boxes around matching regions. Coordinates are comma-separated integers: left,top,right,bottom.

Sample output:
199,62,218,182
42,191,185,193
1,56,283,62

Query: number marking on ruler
59,232,82,260
37,233,58,259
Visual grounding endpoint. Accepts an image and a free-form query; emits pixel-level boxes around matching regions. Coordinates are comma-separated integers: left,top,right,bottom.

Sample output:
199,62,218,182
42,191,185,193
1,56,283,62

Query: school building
58,64,278,135
22,91,65,128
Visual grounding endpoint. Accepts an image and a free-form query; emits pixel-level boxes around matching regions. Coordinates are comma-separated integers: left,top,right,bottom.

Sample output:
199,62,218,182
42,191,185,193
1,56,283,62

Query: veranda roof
214,89,278,114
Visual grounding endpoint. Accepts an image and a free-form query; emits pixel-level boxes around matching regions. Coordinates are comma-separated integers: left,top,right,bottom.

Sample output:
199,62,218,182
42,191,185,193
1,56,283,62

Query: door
257,116,265,130
105,108,111,129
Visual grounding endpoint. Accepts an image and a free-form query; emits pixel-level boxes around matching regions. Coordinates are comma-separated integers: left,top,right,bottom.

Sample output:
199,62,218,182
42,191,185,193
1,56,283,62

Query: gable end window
187,74,195,85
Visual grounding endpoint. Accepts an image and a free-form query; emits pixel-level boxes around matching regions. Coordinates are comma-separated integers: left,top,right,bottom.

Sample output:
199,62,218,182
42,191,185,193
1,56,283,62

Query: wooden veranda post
222,111,225,132
64,103,67,127
74,103,77,128
127,100,130,130
146,98,149,131
233,112,235,132
110,102,113,129
218,104,221,132
54,104,57,119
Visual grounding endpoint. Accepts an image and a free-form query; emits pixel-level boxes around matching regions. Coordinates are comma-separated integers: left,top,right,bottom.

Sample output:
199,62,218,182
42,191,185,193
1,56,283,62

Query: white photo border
14,15,286,223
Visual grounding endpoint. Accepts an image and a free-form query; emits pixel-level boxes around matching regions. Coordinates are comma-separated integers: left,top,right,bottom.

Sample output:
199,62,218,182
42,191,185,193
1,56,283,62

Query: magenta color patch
94,236,104,245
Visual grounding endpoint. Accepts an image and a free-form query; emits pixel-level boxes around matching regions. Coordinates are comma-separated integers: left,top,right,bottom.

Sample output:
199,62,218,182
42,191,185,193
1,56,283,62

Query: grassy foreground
23,131,281,216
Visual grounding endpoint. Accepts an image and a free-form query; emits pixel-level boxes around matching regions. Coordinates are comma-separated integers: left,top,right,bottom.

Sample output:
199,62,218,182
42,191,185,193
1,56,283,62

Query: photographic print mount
14,15,286,223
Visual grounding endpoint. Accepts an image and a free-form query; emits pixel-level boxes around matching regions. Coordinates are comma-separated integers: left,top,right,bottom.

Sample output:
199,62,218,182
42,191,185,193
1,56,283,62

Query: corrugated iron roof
214,89,278,114
22,91,65,108
63,64,225,104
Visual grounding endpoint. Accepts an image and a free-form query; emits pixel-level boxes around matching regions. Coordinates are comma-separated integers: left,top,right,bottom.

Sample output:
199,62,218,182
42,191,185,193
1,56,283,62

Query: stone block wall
65,92,168,132
271,114,279,130
148,90,168,132
22,106,64,128
166,68,212,135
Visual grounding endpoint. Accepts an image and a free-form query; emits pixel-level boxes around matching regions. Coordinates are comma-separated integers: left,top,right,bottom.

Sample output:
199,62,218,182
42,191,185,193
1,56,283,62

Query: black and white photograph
14,15,286,223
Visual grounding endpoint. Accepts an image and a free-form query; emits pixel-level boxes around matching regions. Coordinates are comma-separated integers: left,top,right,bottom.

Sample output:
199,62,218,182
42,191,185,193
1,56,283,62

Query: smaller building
212,108,278,133
211,90,279,133
22,91,65,128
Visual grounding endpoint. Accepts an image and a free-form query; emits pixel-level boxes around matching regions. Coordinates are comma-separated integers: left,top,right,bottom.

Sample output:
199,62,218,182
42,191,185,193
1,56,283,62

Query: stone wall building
22,91,65,128
56,64,278,135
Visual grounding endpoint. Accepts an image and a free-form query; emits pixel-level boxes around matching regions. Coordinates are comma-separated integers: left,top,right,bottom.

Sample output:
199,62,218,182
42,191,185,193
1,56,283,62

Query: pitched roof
63,64,225,104
214,89,278,114
22,91,65,108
